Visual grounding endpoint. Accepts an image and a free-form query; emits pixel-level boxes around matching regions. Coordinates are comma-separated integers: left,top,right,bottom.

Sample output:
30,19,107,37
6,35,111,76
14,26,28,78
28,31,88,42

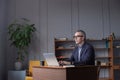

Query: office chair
96,60,101,80
25,60,40,80
25,60,48,80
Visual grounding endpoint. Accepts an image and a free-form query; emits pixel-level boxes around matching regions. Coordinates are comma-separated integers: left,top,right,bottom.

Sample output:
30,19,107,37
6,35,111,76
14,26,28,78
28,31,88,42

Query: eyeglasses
73,35,84,39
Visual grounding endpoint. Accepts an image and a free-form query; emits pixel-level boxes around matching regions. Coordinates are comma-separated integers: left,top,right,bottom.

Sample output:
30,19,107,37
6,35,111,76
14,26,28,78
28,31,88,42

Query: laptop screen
43,53,59,66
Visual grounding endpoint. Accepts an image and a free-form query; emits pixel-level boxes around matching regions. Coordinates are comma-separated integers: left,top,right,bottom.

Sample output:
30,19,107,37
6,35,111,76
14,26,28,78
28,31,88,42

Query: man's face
73,32,85,44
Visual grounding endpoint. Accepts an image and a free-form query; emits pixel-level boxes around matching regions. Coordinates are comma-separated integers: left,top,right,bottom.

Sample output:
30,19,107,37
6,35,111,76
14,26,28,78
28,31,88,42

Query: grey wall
3,0,120,79
0,0,8,80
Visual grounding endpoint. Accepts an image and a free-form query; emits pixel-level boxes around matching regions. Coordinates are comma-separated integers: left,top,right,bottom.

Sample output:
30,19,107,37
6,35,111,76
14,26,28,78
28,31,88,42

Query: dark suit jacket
70,42,95,66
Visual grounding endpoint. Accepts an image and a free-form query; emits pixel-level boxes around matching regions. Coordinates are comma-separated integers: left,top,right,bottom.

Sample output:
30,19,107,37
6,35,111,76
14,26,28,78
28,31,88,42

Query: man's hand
59,60,71,66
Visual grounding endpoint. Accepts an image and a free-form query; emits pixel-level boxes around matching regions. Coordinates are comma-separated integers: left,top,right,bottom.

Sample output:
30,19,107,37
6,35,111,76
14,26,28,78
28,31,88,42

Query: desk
8,70,26,80
32,66,98,80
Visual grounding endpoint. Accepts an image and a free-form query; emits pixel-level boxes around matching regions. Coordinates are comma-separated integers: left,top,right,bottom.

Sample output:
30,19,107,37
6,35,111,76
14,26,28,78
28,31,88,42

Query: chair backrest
96,60,101,80
29,60,40,76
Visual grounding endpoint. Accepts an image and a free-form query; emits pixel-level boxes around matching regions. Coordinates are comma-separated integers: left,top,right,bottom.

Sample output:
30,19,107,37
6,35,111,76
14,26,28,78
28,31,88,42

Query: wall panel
78,0,103,39
0,0,8,79
110,0,120,39
47,0,72,53
39,0,48,60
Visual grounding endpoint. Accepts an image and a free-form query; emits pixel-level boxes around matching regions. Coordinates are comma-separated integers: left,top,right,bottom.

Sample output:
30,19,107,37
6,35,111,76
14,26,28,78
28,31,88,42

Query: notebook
43,53,59,66
43,53,75,67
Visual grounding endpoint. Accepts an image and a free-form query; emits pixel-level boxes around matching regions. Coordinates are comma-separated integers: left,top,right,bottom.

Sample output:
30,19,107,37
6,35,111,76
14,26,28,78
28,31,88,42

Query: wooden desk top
33,66,63,69
33,65,97,69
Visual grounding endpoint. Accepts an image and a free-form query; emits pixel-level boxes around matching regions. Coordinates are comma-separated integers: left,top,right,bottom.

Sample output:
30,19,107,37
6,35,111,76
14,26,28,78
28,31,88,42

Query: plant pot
14,61,22,70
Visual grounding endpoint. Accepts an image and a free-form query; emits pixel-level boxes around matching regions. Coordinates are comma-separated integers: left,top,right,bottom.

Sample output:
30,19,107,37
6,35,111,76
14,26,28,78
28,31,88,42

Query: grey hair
76,30,86,40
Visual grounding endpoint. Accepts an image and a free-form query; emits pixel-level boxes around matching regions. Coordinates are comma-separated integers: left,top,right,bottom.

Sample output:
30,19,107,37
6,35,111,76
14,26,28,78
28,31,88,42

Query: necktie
78,47,82,61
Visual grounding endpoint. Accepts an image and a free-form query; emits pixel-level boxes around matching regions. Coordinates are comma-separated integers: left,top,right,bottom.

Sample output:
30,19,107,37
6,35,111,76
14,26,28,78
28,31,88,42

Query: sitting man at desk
60,30,95,66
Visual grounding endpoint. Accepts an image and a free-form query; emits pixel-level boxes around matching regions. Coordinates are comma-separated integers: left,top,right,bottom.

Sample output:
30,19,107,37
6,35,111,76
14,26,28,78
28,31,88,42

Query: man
70,30,95,66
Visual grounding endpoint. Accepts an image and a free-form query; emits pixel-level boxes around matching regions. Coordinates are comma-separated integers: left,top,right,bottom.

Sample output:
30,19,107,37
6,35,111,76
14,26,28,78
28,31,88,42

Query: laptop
43,53,59,66
43,53,75,67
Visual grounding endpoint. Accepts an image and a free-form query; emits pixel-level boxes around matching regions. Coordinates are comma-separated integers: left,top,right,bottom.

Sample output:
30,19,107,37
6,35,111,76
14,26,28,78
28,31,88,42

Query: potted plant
8,18,36,70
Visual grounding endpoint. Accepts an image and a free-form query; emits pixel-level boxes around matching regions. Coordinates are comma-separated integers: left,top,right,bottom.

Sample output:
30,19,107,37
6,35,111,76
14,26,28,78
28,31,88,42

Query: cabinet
54,36,119,80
